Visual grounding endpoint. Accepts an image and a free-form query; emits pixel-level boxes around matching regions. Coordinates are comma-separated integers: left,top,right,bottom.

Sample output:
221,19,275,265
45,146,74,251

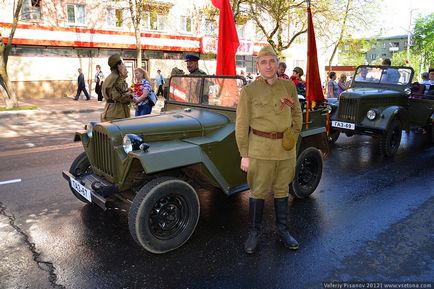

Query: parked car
62,75,329,254
330,65,434,156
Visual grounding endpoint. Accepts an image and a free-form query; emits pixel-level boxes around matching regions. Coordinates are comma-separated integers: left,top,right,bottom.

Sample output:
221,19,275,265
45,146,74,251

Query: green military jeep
330,65,434,156
63,75,329,254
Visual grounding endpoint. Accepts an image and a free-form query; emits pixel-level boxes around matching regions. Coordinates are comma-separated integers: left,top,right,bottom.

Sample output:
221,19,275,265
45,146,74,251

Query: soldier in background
235,46,303,254
185,54,207,75
101,54,132,122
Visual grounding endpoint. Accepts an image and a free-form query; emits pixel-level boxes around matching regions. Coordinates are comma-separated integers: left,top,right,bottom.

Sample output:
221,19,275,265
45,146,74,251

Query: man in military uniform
185,54,207,75
184,54,207,103
235,46,303,254
101,54,132,122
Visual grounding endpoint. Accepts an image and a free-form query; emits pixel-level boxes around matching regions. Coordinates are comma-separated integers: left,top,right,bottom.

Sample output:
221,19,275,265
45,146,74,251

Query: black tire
69,152,92,203
128,177,200,254
290,147,323,198
379,119,402,157
328,129,340,144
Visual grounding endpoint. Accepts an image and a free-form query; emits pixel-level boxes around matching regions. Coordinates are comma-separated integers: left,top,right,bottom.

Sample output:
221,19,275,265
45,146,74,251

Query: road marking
0,179,22,185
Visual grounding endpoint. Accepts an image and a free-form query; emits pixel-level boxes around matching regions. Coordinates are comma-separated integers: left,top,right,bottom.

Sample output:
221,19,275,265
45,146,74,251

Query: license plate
332,120,355,130
70,177,92,202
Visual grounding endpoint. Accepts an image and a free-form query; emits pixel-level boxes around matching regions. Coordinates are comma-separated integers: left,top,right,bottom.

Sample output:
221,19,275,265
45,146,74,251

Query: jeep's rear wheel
380,119,402,157
290,147,323,198
69,152,92,203
128,177,200,254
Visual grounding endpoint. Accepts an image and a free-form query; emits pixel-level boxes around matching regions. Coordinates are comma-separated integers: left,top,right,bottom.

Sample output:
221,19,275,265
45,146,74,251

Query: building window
143,12,167,31
67,4,85,25
236,55,256,73
204,19,216,36
180,15,192,33
106,8,123,27
371,53,377,60
21,0,41,21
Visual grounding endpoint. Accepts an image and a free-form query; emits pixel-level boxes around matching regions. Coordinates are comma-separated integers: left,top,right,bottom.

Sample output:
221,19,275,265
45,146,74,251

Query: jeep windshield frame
167,75,246,110
352,65,414,87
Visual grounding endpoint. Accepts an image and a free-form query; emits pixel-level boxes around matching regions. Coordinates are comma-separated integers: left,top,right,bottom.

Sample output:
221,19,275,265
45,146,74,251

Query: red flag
212,0,240,75
305,6,325,103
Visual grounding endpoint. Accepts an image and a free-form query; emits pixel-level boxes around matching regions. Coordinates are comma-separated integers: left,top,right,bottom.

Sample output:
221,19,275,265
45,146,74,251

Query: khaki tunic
189,68,207,76
235,78,302,198
101,70,131,122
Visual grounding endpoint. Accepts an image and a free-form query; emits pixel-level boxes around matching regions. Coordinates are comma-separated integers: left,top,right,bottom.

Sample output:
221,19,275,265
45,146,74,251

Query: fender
128,124,237,194
360,105,408,132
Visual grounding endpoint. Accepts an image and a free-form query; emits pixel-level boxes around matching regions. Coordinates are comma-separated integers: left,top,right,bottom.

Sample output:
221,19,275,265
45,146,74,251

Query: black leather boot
274,197,299,250
244,198,264,254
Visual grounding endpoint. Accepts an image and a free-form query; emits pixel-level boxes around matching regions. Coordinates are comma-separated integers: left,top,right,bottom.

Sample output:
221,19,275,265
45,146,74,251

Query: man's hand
240,157,249,172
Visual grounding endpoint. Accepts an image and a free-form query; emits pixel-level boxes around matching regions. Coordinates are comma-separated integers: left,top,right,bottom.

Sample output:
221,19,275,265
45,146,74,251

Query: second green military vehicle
330,65,434,156
63,75,329,254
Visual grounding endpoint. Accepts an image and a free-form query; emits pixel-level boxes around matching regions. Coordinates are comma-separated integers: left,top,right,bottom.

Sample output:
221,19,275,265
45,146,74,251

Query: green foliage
339,37,373,66
412,13,434,70
0,105,36,111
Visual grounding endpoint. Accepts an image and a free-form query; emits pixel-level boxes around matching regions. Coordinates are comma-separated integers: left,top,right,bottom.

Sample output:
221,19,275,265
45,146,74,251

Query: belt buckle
270,132,278,139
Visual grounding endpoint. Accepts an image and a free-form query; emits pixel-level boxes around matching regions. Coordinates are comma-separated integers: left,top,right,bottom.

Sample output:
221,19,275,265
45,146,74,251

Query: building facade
1,0,266,99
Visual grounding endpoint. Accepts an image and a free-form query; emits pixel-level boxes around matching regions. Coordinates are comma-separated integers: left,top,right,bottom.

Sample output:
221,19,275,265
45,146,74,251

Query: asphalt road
0,130,433,289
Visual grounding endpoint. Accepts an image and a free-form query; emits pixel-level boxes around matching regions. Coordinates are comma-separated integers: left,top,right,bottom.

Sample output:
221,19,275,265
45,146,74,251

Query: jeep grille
338,98,360,122
93,129,115,177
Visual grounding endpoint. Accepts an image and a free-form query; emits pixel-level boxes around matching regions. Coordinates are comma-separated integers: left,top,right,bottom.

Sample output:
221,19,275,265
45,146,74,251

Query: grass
0,105,37,111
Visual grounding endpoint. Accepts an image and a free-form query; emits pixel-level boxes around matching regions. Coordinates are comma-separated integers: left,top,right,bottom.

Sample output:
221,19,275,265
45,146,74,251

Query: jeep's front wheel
380,119,402,157
69,152,92,203
128,177,200,254
290,147,323,198
328,129,340,144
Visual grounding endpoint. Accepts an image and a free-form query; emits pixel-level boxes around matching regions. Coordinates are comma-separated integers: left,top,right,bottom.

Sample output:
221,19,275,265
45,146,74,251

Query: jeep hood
342,88,402,98
98,109,230,139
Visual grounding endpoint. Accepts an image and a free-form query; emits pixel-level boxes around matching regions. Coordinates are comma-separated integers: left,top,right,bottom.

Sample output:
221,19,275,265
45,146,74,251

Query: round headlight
85,121,97,138
123,134,144,153
367,109,377,120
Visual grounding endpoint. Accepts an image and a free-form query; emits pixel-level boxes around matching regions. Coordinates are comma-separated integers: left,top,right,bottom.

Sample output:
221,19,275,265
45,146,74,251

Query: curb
0,108,104,119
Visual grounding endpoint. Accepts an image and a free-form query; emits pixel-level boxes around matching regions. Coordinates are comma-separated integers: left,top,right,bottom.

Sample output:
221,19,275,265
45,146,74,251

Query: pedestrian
154,69,165,97
132,67,155,116
277,62,290,79
327,71,339,99
337,73,349,97
290,67,306,96
246,72,254,84
235,46,303,254
74,68,90,101
95,65,104,102
185,54,207,75
381,58,400,83
100,54,132,122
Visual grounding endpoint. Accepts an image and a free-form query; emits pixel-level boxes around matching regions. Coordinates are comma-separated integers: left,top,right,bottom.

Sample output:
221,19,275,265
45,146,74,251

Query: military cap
293,67,304,77
108,54,122,69
185,54,200,62
257,46,277,58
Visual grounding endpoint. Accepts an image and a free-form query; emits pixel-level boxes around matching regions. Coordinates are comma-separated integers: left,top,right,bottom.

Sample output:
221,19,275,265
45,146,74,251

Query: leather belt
106,99,119,103
252,128,283,139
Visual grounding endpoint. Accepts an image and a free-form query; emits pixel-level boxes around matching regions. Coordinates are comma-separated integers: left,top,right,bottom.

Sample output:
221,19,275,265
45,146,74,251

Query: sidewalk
0,96,104,119
0,96,165,119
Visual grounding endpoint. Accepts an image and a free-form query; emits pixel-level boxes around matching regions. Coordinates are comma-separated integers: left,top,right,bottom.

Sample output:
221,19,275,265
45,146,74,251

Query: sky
375,0,434,37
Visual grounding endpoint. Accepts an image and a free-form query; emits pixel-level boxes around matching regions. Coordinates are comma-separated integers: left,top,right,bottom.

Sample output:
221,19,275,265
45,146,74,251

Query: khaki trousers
247,158,295,199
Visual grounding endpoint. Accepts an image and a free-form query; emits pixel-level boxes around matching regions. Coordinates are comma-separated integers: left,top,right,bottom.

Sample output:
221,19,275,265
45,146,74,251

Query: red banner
212,0,240,75
305,6,325,103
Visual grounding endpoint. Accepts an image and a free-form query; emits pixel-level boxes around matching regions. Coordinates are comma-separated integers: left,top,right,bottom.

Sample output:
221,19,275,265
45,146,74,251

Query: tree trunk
0,36,18,109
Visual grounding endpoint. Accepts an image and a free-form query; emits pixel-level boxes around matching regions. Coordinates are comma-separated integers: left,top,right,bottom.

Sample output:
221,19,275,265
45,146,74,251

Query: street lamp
407,9,419,64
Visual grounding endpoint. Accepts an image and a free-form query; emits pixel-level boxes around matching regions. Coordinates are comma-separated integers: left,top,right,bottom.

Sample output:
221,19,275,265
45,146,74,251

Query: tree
338,37,373,66
243,0,309,58
412,13,434,71
0,0,23,108
324,0,379,69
